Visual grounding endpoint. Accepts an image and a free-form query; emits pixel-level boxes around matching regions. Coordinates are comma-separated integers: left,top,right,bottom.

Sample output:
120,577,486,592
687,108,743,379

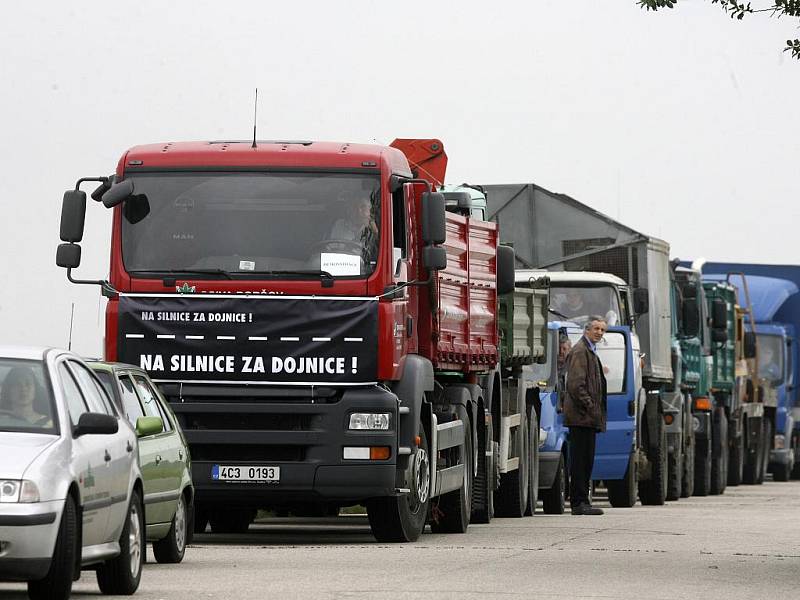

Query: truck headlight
774,434,786,450
0,480,39,503
349,412,391,430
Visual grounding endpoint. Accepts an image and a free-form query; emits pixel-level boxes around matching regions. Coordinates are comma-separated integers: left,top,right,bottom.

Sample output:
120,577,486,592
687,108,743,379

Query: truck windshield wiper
254,270,335,287
549,308,569,320
128,269,233,280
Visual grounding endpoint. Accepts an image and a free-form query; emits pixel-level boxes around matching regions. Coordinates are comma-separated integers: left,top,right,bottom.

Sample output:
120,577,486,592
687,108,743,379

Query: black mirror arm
66,268,118,299
75,176,110,194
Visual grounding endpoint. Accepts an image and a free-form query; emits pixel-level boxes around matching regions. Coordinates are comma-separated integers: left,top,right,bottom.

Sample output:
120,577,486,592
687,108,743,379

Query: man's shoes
571,503,604,515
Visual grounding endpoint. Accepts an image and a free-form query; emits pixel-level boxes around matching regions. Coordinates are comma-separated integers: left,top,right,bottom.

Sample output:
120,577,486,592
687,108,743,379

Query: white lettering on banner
140,354,165,371
170,355,236,373
271,356,347,375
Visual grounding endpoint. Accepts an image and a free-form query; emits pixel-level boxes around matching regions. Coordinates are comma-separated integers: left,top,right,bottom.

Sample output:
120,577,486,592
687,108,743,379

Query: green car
89,361,193,564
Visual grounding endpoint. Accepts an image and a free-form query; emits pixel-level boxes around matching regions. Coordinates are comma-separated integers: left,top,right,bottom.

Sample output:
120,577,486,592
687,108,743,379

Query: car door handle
155,455,162,465
126,441,134,453
104,450,112,462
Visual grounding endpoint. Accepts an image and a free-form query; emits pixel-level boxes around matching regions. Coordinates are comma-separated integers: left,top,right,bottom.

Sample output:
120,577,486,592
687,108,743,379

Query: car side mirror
135,415,164,437
711,298,727,330
74,412,119,437
102,179,135,208
422,246,447,271
744,331,757,359
420,192,446,245
633,287,649,315
60,190,87,243
496,245,515,296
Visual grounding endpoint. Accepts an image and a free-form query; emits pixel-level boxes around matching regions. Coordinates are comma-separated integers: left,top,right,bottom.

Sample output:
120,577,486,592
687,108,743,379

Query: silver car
0,347,146,600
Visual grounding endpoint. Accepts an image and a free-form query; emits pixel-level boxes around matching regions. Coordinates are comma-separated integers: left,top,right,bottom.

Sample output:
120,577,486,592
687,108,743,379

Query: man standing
564,316,608,515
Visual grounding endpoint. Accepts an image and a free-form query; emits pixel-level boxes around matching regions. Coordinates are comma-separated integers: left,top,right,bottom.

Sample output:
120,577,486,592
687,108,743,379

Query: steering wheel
308,239,365,256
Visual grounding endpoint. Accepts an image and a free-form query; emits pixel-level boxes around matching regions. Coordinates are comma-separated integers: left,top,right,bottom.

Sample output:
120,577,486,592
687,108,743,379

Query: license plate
211,464,280,482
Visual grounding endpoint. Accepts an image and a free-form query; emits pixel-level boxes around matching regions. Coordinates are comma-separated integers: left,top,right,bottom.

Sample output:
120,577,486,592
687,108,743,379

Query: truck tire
742,417,763,485
607,452,637,508
792,453,800,480
431,406,474,534
96,489,144,595
525,407,540,516
541,452,566,514
153,492,189,564
773,460,791,481
728,429,744,487
666,439,683,501
681,427,695,498
28,495,77,600
209,509,253,534
694,435,712,496
710,407,728,495
471,409,494,524
757,419,771,485
367,423,430,542
494,411,530,518
193,504,209,534
639,413,667,506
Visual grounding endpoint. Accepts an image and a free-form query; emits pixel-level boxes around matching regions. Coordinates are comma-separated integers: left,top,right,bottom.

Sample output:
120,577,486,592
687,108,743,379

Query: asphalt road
2,480,798,600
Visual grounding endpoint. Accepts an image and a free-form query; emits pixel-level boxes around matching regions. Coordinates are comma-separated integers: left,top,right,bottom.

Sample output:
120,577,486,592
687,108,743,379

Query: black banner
117,295,378,385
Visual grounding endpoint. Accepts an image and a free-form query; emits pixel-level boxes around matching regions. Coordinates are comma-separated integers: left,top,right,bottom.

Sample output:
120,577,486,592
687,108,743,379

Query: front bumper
0,499,63,581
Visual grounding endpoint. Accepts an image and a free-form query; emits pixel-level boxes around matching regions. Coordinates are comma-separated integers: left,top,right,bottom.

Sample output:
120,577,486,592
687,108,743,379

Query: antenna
67,302,75,351
252,88,258,148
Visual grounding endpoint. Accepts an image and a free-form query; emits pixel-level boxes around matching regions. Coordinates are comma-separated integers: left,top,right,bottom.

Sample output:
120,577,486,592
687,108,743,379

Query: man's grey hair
584,316,608,331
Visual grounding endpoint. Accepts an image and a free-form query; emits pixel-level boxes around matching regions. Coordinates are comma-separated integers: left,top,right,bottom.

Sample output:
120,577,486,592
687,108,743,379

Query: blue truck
700,262,800,481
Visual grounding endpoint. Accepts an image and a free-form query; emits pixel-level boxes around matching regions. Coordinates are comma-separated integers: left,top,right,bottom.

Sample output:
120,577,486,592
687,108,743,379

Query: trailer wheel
471,409,494,524
541,452,566,514
742,417,763,484
607,452,637,508
367,422,430,542
666,437,683,501
430,406,473,534
494,411,529,518
694,434,712,496
525,406,540,516
639,411,667,506
681,427,695,498
727,429,744,487
710,407,728,495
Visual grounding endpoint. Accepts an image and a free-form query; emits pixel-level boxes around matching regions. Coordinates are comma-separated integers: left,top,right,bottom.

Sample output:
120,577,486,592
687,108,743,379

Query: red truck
56,138,522,542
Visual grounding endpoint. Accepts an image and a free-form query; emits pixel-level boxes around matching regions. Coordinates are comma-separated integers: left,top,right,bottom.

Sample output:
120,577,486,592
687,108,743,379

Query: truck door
591,326,637,479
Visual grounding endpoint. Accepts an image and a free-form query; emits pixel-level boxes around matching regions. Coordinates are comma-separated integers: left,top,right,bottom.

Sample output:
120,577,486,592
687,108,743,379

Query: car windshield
121,172,381,278
0,359,58,434
550,285,622,326
757,334,784,385
567,330,626,394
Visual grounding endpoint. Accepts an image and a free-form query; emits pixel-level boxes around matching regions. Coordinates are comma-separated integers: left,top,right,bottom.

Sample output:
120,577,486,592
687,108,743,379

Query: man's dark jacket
564,336,607,431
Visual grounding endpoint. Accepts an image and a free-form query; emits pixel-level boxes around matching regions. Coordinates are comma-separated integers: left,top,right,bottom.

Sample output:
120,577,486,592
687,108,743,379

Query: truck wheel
666,438,683,501
607,452,637,508
209,509,254,534
639,414,667,506
742,417,763,485
681,427,695,498
366,423,430,542
153,492,189,564
525,407,540,516
756,419,771,484
494,411,529,517
471,410,494,524
541,452,566,514
96,489,144,595
792,453,800,480
710,408,728,495
28,495,77,600
431,406,474,534
694,435,712,496
728,430,744,487
773,460,791,481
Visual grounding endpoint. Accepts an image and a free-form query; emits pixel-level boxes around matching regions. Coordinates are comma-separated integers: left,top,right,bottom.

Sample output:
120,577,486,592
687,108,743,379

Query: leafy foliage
638,0,800,58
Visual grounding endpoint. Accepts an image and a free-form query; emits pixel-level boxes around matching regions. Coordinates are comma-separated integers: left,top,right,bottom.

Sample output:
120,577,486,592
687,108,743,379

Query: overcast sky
1,1,797,356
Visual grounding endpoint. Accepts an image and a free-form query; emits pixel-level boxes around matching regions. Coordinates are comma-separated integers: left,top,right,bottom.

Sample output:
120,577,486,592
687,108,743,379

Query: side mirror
711,328,728,344
744,331,757,359
135,415,164,437
420,192,446,245
74,412,118,436
682,299,700,337
102,179,134,208
442,191,472,216
422,246,447,271
60,190,86,243
496,245,515,296
633,287,649,315
711,298,727,330
56,243,81,269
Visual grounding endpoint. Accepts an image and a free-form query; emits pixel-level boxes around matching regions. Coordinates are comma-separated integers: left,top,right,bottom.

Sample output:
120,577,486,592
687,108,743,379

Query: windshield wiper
128,269,233,280
254,270,335,287
549,308,569,320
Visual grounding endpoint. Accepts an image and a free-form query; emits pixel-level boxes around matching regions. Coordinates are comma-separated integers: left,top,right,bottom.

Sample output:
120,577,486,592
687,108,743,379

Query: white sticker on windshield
239,260,255,271
321,253,360,276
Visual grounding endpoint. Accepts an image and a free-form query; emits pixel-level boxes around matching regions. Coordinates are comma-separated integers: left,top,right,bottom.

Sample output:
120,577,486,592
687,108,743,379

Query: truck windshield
551,286,622,326
121,173,381,278
566,331,626,394
0,359,57,434
757,334,784,385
